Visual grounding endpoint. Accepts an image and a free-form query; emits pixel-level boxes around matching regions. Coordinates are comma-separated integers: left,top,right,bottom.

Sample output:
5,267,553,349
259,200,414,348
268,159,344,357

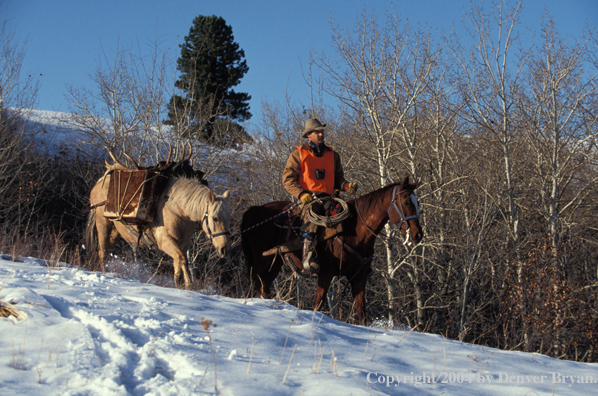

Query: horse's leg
158,236,192,288
96,216,116,272
315,270,334,313
255,256,281,298
350,274,368,326
257,271,270,298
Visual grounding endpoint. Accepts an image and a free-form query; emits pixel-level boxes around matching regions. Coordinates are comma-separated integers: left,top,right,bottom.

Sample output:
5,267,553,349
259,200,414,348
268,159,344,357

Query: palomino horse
86,175,232,288
241,176,423,325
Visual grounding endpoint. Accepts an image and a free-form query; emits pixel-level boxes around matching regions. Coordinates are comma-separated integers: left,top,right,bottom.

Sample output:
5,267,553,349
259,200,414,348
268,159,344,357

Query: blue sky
5,0,597,125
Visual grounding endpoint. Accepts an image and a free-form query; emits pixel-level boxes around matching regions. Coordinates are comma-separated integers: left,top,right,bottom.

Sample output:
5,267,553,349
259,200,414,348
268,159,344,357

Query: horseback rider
282,118,358,274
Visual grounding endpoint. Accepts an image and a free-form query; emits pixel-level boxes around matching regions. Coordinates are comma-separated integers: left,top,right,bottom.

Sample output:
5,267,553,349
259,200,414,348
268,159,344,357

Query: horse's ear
222,190,231,199
208,190,215,203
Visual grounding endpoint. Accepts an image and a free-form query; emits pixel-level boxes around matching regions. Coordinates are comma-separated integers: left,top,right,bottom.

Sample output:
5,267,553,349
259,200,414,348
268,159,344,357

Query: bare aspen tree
311,12,402,324
519,16,598,268
0,15,39,114
516,16,598,356
451,0,532,344
310,10,445,326
455,0,528,263
0,13,45,235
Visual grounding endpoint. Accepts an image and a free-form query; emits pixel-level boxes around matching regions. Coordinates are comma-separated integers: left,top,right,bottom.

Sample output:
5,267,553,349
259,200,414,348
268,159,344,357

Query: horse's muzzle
216,240,231,257
413,231,423,244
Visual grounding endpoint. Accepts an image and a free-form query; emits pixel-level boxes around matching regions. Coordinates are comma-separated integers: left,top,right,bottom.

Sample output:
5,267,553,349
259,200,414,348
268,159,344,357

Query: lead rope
240,202,300,234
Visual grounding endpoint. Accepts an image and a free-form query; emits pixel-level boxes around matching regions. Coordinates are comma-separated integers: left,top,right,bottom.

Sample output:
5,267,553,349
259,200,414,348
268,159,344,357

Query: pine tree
165,15,252,147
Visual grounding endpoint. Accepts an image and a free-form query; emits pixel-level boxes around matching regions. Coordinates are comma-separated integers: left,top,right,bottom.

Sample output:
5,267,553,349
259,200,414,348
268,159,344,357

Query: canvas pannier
104,170,169,224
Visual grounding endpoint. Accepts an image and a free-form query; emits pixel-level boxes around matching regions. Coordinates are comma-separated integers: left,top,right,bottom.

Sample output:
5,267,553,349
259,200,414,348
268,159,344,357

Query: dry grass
0,225,84,269
0,300,25,320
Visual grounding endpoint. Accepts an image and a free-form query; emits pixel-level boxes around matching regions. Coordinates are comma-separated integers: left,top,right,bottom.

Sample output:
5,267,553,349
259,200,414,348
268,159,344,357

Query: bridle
335,183,421,281
166,199,230,241
352,183,421,244
201,210,230,240
387,185,421,245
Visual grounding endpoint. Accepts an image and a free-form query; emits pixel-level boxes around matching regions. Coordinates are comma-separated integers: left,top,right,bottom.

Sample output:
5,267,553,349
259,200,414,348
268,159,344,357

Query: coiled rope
304,196,351,228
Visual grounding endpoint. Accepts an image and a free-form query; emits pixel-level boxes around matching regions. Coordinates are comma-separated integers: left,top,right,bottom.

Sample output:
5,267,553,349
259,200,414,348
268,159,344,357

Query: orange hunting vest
297,145,335,194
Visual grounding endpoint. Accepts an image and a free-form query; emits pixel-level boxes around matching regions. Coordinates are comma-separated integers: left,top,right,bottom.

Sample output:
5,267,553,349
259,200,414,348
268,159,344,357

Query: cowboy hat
301,118,326,138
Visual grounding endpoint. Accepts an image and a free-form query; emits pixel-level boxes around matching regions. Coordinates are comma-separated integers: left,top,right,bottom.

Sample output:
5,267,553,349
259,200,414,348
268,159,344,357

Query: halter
202,211,231,240
388,185,420,244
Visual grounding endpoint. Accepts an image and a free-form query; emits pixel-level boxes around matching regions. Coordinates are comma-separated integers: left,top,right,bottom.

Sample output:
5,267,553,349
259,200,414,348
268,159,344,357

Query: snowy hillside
1,256,596,395
13,109,88,154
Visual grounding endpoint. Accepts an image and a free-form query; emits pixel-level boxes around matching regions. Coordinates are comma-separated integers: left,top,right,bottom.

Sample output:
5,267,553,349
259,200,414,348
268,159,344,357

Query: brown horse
86,175,232,288
241,176,423,325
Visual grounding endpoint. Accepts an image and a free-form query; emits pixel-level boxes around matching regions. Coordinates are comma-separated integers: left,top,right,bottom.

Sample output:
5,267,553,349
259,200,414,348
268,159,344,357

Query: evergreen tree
165,15,252,147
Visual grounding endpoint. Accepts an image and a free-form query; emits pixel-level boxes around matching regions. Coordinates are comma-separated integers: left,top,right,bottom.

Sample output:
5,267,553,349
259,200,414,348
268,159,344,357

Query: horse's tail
85,209,100,266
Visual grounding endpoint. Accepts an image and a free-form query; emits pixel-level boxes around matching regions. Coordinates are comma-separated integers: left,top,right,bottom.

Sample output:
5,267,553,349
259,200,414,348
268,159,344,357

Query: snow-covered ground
1,255,596,395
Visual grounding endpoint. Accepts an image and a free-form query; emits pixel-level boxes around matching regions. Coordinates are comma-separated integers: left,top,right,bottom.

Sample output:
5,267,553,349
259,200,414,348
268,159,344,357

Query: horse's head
388,176,423,245
202,190,232,257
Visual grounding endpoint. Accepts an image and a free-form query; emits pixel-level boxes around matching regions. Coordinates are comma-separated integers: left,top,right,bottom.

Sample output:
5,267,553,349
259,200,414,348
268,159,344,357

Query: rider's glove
344,182,358,195
299,193,313,206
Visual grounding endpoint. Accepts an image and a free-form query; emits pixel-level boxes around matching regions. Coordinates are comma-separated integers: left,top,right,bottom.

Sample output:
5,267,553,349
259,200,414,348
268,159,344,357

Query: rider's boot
302,238,319,273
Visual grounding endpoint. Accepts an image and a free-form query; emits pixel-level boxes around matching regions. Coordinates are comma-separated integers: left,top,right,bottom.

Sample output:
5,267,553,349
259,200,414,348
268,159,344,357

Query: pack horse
241,176,423,325
85,149,232,288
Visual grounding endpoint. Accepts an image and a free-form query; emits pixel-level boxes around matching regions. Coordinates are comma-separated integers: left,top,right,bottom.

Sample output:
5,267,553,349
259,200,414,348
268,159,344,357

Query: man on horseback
282,118,358,274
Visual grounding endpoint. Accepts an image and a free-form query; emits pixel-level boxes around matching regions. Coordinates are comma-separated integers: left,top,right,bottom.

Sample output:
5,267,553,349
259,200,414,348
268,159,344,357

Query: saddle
274,203,302,230
263,199,347,257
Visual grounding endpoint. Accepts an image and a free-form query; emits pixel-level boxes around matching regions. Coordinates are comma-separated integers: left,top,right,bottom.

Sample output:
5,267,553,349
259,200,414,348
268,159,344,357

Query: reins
352,183,420,246
335,185,417,283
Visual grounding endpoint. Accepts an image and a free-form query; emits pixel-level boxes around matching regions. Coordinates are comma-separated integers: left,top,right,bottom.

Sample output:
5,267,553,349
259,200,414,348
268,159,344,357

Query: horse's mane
351,181,401,214
167,177,214,216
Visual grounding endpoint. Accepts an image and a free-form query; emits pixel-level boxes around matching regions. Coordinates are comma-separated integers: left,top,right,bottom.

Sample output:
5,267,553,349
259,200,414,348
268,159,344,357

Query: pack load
103,169,169,224
101,143,208,224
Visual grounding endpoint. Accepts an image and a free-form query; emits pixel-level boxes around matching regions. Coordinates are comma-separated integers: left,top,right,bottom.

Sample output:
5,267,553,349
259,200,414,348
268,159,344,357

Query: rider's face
307,130,325,144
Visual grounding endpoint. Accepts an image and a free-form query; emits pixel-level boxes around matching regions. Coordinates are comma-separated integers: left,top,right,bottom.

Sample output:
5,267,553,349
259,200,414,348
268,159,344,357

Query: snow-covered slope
13,109,87,154
1,256,596,395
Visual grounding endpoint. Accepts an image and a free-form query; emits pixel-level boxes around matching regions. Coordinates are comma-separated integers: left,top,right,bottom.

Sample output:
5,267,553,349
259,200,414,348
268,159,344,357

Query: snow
1,255,596,396
14,109,88,153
